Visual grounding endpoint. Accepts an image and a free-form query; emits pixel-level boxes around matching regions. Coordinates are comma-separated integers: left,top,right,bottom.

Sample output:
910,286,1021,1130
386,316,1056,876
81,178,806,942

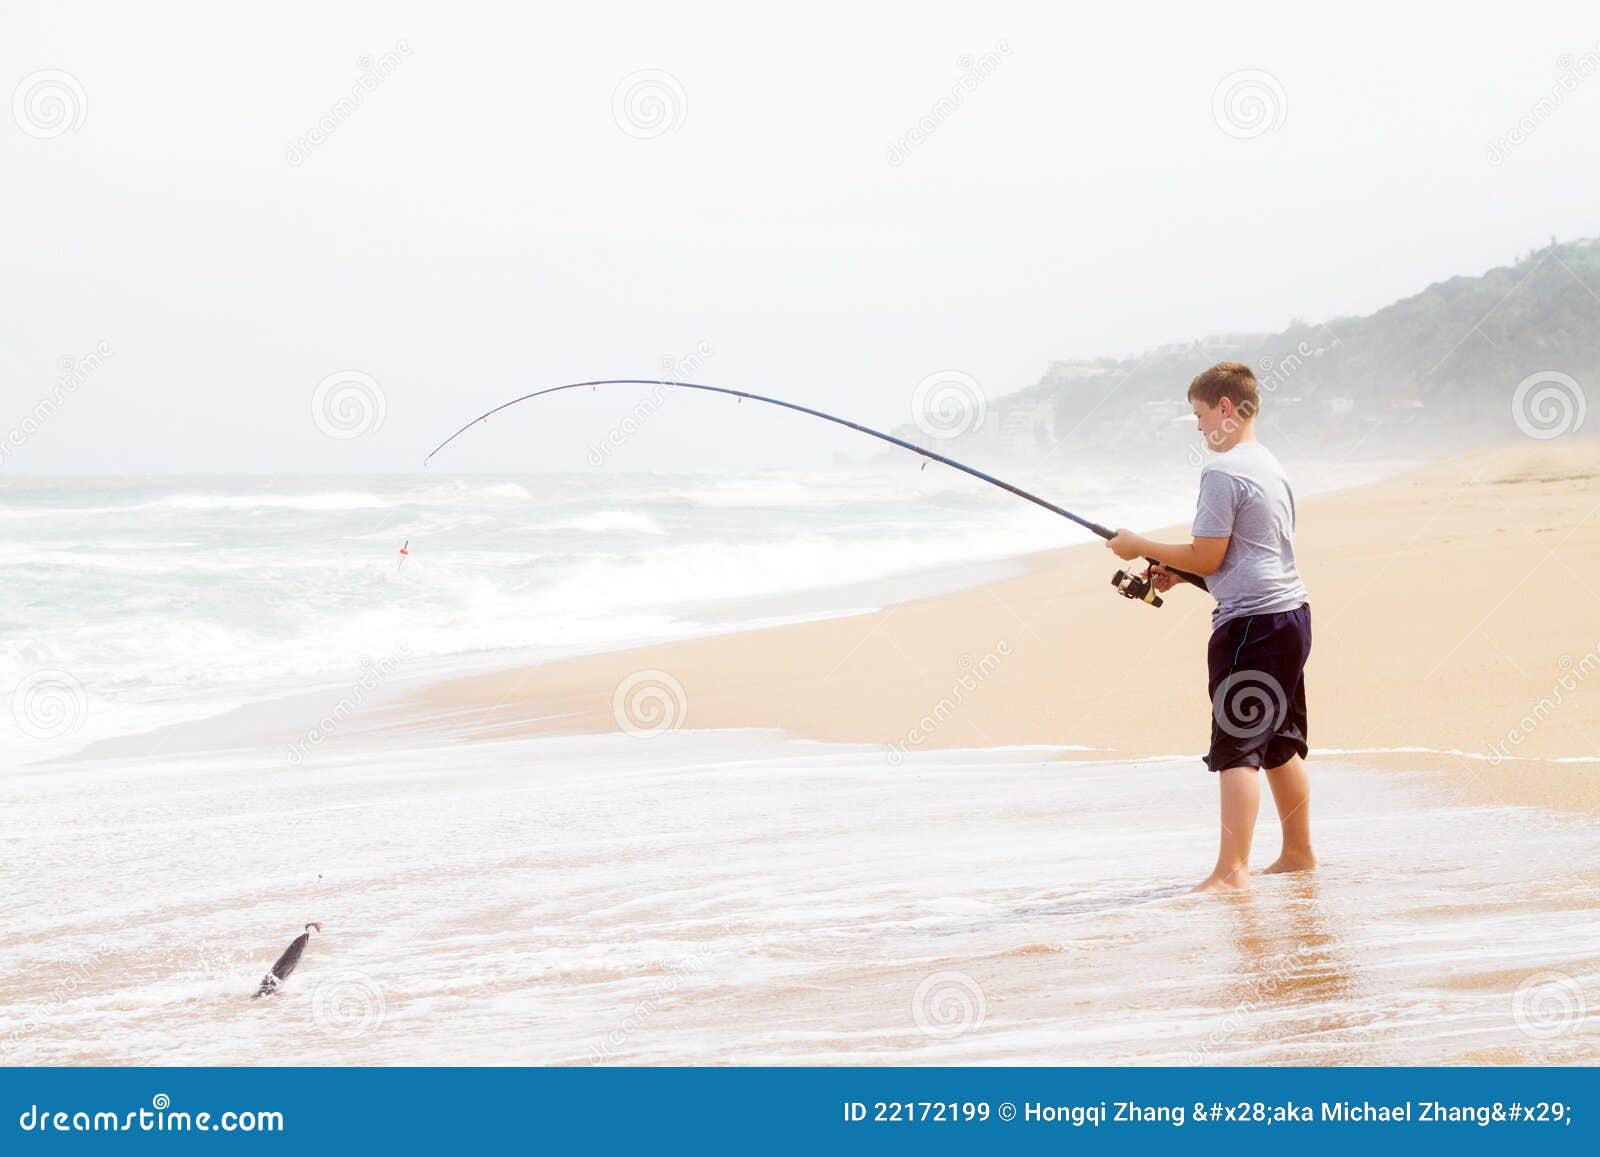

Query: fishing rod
425,379,1206,606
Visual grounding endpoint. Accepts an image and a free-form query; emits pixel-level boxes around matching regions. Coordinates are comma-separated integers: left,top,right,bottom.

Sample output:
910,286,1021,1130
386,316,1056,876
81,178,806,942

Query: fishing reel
1111,566,1164,608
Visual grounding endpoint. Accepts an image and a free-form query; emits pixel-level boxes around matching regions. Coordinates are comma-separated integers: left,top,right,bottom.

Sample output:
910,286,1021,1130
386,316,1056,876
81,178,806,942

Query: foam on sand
3,730,1596,1065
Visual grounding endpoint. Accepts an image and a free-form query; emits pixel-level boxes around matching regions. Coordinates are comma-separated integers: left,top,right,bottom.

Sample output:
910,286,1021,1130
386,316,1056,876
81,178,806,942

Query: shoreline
413,440,1600,815
54,550,1037,771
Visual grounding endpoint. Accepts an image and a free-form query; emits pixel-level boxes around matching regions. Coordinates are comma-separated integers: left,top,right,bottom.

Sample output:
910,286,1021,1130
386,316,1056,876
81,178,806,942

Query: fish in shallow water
253,922,322,998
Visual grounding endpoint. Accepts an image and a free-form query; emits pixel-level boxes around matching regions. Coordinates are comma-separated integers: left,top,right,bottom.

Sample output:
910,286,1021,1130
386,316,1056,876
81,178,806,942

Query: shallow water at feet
3,731,1596,1065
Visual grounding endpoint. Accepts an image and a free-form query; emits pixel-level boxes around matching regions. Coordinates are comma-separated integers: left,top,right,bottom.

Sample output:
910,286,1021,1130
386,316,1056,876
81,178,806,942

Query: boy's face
1192,396,1233,451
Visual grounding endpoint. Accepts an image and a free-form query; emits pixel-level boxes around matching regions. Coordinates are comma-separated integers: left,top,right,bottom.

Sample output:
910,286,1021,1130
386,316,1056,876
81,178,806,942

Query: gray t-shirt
1191,441,1309,628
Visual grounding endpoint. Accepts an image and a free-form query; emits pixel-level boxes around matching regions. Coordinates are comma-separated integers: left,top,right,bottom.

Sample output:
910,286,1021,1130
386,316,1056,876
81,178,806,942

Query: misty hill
902,236,1600,465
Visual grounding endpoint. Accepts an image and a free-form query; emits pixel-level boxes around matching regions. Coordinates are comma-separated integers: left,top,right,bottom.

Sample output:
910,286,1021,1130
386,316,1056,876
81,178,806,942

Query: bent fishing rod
425,379,1206,606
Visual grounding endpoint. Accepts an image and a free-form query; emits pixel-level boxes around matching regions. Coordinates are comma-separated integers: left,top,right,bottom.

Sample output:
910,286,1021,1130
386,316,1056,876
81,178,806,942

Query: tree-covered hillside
905,237,1600,464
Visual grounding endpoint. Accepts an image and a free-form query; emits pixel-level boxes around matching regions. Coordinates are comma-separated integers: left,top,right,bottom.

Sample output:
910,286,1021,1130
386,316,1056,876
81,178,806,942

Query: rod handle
1146,558,1209,593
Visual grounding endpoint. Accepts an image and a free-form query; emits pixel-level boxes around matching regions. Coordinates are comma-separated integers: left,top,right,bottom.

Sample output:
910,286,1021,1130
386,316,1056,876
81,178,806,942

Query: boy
1106,362,1314,893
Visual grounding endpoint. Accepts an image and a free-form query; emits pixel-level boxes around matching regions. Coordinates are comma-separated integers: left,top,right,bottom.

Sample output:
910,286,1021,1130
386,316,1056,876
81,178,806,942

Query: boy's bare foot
1192,868,1251,893
1262,852,1318,874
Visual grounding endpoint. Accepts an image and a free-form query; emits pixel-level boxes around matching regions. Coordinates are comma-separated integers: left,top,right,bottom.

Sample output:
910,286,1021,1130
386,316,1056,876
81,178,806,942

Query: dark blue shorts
1204,603,1312,772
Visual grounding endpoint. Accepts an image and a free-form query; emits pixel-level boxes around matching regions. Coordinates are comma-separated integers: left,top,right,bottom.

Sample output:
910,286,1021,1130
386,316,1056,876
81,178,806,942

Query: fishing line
424,378,1206,601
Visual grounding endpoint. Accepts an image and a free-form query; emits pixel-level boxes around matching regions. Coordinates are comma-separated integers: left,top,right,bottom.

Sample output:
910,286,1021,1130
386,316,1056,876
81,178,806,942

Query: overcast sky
3,1,1597,474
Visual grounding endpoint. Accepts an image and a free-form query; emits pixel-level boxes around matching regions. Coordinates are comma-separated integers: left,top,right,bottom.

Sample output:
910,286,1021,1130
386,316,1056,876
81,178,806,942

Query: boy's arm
1107,471,1232,583
1106,531,1229,577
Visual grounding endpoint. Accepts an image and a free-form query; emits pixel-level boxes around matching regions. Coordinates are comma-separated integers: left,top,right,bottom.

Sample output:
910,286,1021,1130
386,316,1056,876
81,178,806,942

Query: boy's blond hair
1188,361,1260,420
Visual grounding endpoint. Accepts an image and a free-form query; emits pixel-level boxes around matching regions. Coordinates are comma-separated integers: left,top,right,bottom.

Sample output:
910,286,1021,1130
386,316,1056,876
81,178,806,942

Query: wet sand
417,441,1600,815
4,733,1597,1065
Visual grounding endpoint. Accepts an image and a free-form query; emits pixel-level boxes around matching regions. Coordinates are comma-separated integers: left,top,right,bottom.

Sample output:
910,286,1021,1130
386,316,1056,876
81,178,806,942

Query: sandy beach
7,442,1599,1068
418,441,1600,813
